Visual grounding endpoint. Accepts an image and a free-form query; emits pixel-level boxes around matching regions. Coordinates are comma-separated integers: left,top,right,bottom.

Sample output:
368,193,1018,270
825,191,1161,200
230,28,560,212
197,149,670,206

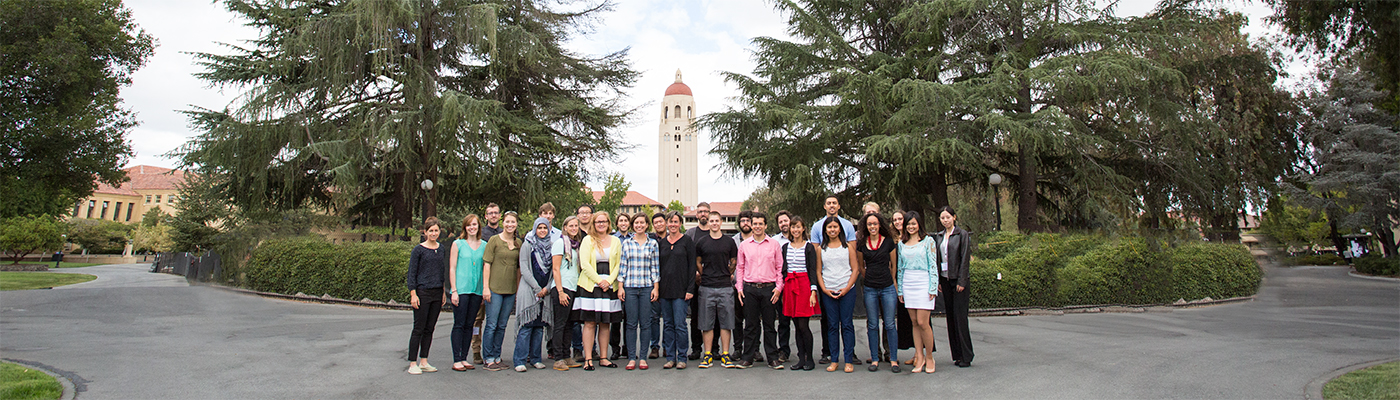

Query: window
664,135,670,141
674,105,681,118
101,201,109,219
114,202,122,221
86,200,95,218
676,173,680,177
664,107,668,119
145,195,151,204
155,195,161,204
676,158,679,162
685,134,691,141
676,145,679,149
675,126,680,131
125,205,133,222
73,202,81,217
674,135,680,141
687,106,693,118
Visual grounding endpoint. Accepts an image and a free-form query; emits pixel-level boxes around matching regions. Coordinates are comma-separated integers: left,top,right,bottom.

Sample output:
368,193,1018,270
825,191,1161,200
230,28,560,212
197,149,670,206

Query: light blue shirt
552,236,579,291
810,215,857,244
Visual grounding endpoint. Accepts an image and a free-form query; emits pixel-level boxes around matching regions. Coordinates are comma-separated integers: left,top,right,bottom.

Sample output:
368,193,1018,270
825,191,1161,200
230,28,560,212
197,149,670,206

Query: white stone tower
658,69,698,207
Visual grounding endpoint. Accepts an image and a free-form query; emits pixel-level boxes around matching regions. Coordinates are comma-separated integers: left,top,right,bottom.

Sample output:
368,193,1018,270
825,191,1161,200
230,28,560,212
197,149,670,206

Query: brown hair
461,214,481,240
422,216,441,231
539,202,556,215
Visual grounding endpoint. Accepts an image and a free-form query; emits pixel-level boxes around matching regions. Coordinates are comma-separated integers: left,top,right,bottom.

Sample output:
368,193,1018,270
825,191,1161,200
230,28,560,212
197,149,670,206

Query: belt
745,281,777,288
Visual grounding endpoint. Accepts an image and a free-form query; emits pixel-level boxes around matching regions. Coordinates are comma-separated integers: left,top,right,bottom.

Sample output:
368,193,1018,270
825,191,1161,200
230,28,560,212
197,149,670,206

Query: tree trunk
1017,143,1039,232
391,171,410,237
929,167,948,210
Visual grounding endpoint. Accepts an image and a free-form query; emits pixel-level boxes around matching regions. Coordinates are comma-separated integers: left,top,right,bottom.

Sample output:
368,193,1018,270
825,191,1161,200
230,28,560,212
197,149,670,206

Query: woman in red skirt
781,216,821,371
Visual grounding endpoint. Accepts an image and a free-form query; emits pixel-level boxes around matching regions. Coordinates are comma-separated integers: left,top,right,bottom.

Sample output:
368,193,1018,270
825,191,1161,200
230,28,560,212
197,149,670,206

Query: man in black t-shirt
694,212,740,369
684,202,711,359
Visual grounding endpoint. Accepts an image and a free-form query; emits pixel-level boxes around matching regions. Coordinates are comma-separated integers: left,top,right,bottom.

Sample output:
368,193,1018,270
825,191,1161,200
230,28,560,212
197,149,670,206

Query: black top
934,227,974,285
857,236,896,289
695,233,738,288
684,226,707,242
657,234,697,299
406,243,447,291
481,224,503,241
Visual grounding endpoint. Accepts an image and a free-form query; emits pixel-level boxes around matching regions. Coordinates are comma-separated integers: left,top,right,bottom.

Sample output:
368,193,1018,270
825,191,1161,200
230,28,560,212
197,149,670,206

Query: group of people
402,195,976,375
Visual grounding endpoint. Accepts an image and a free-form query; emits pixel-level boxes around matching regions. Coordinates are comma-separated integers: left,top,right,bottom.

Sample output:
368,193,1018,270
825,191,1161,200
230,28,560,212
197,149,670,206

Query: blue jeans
658,298,689,362
623,287,654,360
482,292,515,363
650,300,662,349
450,294,483,363
864,285,898,362
513,324,545,366
821,292,857,363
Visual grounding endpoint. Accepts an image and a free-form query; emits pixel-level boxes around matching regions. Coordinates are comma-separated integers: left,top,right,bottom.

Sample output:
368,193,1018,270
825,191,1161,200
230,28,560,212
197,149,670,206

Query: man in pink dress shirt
735,212,785,369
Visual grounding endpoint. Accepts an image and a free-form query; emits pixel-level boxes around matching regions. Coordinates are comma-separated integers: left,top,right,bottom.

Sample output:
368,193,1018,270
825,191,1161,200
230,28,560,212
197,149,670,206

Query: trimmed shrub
976,230,1029,260
969,233,1109,309
1169,243,1261,301
1057,238,1171,306
245,238,415,303
1354,255,1400,276
1287,254,1347,266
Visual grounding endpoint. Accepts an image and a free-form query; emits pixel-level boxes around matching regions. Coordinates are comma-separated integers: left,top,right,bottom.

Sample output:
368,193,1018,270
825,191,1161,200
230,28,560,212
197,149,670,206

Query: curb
3,358,77,400
1304,357,1400,400
1347,271,1400,282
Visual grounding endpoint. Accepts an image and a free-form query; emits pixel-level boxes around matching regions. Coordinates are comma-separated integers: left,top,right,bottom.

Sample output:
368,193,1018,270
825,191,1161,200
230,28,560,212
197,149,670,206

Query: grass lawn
1326,361,1400,400
0,362,62,400
0,271,97,291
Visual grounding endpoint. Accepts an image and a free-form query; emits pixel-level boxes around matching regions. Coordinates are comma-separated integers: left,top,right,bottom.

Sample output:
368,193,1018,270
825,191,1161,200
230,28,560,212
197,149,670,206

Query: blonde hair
591,211,612,236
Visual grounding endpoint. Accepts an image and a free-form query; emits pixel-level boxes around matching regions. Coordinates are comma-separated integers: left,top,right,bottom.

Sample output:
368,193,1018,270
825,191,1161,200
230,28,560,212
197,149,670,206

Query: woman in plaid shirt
617,213,661,370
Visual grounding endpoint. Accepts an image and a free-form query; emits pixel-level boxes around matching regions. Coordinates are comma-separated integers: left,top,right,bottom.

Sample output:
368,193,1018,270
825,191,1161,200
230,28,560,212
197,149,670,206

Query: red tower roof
665,82,692,96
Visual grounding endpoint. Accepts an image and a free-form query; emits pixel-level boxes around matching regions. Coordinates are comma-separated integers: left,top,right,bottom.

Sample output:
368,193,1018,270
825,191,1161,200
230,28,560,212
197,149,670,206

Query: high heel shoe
912,359,924,373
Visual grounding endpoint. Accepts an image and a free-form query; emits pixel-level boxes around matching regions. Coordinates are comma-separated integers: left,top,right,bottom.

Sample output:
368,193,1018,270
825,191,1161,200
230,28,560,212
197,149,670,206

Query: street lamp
989,173,1003,231
420,179,434,191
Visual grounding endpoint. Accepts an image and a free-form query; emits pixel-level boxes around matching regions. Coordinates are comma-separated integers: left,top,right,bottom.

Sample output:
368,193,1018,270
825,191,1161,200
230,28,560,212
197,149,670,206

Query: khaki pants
470,305,485,362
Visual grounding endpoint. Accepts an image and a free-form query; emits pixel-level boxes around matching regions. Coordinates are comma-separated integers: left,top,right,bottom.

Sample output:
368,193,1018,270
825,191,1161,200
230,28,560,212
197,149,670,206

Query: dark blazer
934,227,973,286
781,242,821,288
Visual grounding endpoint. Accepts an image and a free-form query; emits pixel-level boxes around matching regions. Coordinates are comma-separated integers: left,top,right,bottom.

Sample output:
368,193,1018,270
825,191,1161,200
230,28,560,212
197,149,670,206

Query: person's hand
822,288,836,298
898,295,904,304
618,287,626,299
957,285,964,292
685,293,693,301
537,288,548,299
442,293,447,305
809,292,817,308
483,289,493,302
598,280,611,291
410,293,420,309
650,287,659,302
929,293,936,301
737,290,745,306
559,289,572,306
452,293,459,306
769,290,780,304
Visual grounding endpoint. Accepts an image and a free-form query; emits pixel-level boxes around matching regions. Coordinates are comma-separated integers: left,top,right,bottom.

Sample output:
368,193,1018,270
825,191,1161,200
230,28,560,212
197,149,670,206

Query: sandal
583,360,595,371
600,360,618,368
452,362,467,371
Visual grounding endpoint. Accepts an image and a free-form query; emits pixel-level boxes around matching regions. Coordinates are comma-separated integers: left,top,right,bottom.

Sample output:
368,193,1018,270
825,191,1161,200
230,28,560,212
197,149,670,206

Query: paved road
1,263,1395,399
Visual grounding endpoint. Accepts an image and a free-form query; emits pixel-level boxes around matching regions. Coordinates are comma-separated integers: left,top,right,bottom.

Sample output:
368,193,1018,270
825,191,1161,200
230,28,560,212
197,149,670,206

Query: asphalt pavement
1,263,1395,399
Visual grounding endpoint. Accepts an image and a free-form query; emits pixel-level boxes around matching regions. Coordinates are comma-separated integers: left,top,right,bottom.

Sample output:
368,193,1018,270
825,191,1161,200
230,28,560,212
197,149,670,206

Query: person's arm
603,236,623,286
888,244,898,294
406,246,421,309
552,238,570,305
813,245,832,298
449,241,460,305
927,239,939,296
734,243,748,304
578,236,601,288
843,245,861,296
771,243,785,300
685,238,697,300
958,231,973,291
895,245,905,297
649,242,661,301
482,238,496,302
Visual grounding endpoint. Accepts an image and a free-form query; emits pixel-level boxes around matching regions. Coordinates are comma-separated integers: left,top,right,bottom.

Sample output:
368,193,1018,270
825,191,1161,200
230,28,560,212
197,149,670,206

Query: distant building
71,165,191,224
657,69,698,208
683,201,751,235
591,190,664,217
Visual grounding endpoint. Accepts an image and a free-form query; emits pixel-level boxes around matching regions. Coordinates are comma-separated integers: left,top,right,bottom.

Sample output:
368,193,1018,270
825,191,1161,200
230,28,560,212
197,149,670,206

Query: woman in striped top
573,212,623,370
617,213,660,370
780,216,821,371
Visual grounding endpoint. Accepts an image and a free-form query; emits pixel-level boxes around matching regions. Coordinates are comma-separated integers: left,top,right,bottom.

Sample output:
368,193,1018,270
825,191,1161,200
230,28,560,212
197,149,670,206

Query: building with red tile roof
72,165,193,224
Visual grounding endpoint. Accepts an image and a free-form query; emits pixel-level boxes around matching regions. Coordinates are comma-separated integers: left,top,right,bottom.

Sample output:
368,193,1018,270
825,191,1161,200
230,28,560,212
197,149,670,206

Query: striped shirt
785,245,809,275
618,233,660,288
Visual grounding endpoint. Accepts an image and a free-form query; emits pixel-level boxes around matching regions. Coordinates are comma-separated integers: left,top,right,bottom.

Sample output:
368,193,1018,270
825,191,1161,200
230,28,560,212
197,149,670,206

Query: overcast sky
118,0,1292,203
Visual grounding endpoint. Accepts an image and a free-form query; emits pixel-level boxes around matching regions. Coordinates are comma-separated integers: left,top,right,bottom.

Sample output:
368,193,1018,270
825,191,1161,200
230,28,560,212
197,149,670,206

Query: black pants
776,297,791,355
733,291,746,355
793,316,812,361
741,283,779,362
820,313,831,357
450,293,483,363
940,276,973,364
548,289,574,360
408,287,444,361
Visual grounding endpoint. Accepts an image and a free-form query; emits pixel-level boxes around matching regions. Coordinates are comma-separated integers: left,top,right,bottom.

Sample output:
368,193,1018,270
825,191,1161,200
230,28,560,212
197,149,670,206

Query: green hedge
1287,254,1347,266
245,238,415,303
970,233,1261,309
1354,256,1400,276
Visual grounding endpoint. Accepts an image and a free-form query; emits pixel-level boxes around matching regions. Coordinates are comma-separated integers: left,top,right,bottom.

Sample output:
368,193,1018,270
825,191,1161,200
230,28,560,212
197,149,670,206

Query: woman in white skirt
897,211,938,373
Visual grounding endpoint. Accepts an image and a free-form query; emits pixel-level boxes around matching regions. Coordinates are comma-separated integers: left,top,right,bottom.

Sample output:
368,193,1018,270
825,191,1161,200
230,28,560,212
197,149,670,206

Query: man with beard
685,202,711,359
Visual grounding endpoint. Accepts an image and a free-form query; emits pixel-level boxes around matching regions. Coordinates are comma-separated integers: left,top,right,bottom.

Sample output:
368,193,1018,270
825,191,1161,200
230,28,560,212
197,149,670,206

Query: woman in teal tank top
449,214,487,371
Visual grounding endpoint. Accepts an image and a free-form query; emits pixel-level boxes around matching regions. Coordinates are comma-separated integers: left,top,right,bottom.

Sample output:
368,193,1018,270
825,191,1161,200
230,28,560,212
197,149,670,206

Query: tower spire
675,69,683,83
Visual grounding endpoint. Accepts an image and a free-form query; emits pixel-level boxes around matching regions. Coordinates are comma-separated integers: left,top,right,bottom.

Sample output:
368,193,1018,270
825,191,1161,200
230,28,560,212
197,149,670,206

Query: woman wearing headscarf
513,217,555,372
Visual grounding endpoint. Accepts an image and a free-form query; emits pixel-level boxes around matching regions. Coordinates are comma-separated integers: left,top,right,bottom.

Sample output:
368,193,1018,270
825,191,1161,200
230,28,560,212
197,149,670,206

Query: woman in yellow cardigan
572,211,624,370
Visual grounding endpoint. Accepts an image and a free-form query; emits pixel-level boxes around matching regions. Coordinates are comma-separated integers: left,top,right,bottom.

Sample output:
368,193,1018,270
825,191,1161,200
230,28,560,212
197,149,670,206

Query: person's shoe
868,362,879,372
514,364,527,372
649,347,660,359
818,355,831,364
612,347,625,360
639,361,649,370
473,354,484,365
735,359,753,369
553,360,570,371
956,361,970,368
483,362,505,371
533,362,547,369
567,357,583,368
452,362,467,371
769,360,784,370
698,353,713,368
721,354,739,369
844,363,855,373
418,361,437,372
755,355,765,363
407,364,423,375
881,350,890,363
778,351,790,364
825,362,838,372
625,361,636,370
663,360,676,369
852,358,862,365
891,364,902,373
689,349,702,360
675,362,686,369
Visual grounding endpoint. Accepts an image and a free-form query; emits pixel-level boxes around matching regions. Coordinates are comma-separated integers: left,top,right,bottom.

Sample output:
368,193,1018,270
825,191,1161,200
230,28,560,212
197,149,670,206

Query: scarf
528,217,554,287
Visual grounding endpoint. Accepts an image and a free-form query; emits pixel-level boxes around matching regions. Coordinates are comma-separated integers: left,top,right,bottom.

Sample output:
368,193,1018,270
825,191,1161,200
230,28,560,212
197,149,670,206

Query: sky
117,0,1294,204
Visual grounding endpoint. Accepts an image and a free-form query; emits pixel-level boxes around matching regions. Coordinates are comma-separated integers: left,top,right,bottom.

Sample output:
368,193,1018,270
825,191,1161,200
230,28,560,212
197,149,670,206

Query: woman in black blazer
933,206,974,368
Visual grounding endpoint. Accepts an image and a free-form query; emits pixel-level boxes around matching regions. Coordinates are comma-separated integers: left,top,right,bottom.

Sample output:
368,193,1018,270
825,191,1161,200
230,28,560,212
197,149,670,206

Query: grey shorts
697,286,735,331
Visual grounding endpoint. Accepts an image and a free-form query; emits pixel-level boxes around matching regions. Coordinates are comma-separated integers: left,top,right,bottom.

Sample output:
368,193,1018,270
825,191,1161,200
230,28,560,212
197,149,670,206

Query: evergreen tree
176,0,636,231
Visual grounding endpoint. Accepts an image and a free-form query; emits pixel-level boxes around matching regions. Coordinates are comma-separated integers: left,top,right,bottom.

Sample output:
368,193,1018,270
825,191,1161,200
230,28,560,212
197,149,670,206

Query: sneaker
721,354,738,369
514,365,527,372
533,362,547,369
769,360,785,370
418,361,438,372
735,359,753,369
484,362,505,371
553,360,570,371
567,357,583,368
698,353,714,369
648,347,660,359
818,355,831,364
407,364,423,375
